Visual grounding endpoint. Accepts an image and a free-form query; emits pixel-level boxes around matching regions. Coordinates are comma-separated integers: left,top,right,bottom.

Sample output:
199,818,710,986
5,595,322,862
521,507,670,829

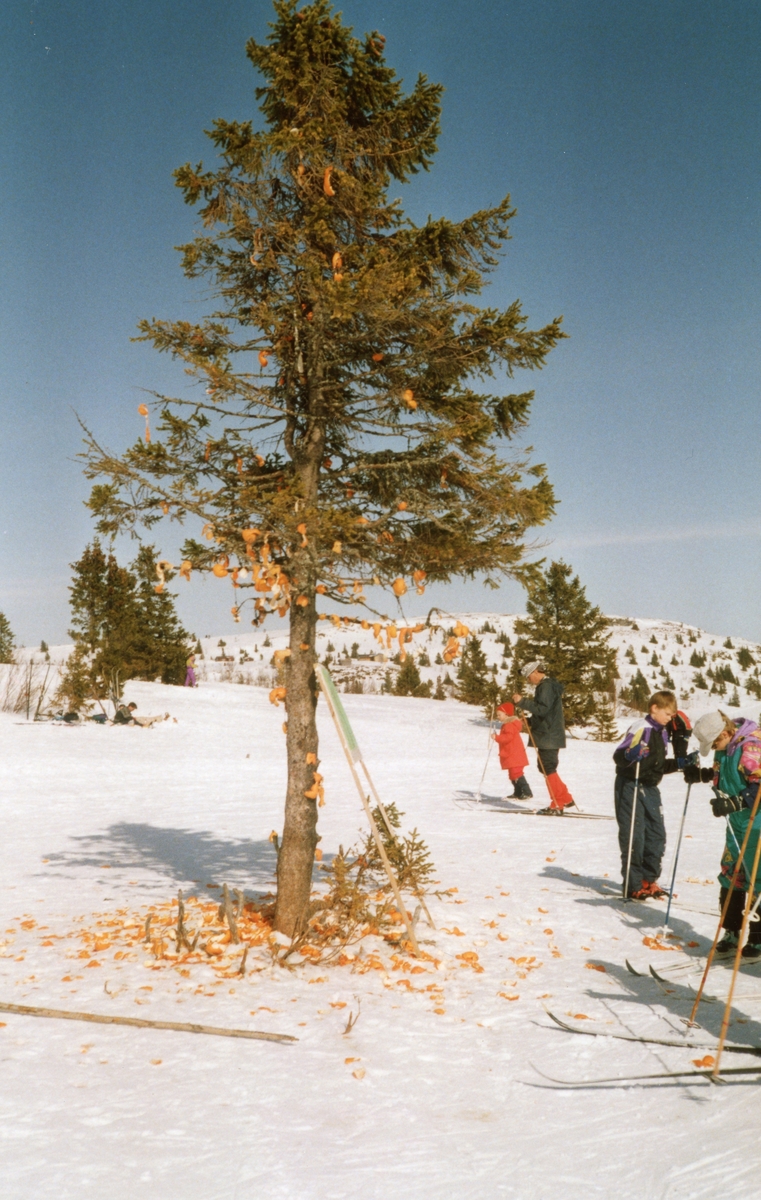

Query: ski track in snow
2,670,761,1199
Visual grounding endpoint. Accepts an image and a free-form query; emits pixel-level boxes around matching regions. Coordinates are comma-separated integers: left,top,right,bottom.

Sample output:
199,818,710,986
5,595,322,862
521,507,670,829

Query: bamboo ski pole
622,760,642,902
664,782,692,928
316,667,421,957
713,817,761,1080
475,703,496,804
687,780,761,1025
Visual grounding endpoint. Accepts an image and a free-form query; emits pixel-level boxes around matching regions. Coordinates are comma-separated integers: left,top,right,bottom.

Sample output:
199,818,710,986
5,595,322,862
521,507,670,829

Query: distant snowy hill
11,612,761,725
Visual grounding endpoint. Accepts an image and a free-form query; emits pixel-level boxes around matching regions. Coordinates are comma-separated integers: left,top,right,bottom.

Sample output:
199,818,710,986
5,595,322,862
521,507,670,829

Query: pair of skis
533,1010,761,1087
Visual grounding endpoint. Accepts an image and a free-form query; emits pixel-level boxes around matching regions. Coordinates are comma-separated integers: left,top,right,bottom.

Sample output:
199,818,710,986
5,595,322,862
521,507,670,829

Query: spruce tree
620,668,651,712
131,545,192,684
456,635,496,707
594,694,618,742
394,654,431,697
0,612,14,664
80,1,564,935
61,541,190,702
513,560,616,727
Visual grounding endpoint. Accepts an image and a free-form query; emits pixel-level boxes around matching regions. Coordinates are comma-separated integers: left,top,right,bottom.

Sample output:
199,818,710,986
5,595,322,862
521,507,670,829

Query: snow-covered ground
2,669,761,1199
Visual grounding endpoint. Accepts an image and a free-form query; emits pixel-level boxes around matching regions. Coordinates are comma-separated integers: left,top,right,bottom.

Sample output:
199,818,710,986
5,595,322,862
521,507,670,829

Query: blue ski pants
614,776,666,892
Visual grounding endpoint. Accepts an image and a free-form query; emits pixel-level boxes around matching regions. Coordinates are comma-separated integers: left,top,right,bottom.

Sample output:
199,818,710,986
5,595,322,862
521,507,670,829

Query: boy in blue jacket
614,690,690,899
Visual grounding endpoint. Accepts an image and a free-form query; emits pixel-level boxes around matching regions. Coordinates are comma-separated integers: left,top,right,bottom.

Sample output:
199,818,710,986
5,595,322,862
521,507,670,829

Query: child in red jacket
494,702,533,800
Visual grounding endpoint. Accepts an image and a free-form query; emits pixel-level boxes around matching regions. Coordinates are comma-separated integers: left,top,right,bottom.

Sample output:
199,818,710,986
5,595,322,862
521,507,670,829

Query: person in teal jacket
691,711,761,960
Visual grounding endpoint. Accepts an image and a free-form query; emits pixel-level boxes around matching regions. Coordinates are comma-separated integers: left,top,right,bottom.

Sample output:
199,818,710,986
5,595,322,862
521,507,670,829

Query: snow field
2,676,761,1199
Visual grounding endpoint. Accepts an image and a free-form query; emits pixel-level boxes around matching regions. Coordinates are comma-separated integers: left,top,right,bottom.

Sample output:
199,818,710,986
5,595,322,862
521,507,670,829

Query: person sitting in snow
493,702,532,801
613,690,689,899
512,662,574,814
113,701,170,728
689,711,761,960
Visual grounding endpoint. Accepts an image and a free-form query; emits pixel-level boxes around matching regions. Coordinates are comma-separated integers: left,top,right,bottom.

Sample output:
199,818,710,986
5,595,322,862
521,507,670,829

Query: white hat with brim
693,711,726,757
522,661,542,679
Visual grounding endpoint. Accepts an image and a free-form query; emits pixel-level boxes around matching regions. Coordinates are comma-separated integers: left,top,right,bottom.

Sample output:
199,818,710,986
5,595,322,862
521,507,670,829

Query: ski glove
683,763,714,785
710,791,744,817
625,741,651,763
676,751,699,770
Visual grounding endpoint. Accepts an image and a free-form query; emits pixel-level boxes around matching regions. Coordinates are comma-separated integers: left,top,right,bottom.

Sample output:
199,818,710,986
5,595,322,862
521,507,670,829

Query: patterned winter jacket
716,720,761,894
713,719,761,805
613,716,680,788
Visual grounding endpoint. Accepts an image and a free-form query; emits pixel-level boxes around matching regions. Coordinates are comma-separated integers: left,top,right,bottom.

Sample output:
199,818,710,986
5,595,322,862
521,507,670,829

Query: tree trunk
273,592,319,937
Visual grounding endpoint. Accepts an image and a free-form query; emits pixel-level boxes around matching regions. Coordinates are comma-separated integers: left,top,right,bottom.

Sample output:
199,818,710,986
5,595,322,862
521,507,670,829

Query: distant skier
184,654,198,687
690,711,761,959
513,662,574,814
493,702,532,800
613,690,687,899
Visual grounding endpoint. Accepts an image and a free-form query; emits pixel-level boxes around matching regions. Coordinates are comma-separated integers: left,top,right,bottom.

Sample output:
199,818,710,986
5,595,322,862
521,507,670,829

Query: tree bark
274,592,319,936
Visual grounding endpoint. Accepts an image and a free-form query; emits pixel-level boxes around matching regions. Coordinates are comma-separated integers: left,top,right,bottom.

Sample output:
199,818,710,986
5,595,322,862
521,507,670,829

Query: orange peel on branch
296,523,308,548
402,388,417,410
137,403,151,443
323,166,335,196
212,557,230,578
179,560,192,582
453,621,470,638
269,687,287,707
258,349,269,368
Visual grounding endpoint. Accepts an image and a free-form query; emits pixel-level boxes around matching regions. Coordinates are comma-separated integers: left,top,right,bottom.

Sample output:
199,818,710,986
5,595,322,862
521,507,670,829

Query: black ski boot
509,775,533,801
741,941,761,963
715,930,740,958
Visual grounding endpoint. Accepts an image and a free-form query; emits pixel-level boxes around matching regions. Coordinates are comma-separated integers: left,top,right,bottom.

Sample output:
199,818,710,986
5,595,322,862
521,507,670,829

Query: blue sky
1,0,759,645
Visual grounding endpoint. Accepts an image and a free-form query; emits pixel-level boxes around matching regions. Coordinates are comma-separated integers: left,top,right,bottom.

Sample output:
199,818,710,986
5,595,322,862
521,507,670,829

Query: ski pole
475,704,496,804
713,808,761,1080
622,760,641,902
687,779,761,1025
518,709,556,806
664,782,692,928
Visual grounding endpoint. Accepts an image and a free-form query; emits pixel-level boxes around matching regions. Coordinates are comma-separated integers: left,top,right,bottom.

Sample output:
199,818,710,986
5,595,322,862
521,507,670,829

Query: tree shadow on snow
41,822,281,896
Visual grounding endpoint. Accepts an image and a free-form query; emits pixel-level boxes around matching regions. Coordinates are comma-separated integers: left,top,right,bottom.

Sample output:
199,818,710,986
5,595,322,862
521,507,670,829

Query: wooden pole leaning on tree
316,665,422,956
687,780,761,1026
712,801,761,1080
0,1001,297,1044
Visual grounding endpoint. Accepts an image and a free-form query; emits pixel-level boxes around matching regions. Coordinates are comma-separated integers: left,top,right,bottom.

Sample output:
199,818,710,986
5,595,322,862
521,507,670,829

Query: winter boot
509,775,533,801
642,880,668,900
628,886,651,900
715,930,740,958
741,940,761,963
537,805,564,816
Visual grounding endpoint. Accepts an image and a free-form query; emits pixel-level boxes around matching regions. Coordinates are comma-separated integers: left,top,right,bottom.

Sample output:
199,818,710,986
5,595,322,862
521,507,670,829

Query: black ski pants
720,886,761,941
614,776,666,892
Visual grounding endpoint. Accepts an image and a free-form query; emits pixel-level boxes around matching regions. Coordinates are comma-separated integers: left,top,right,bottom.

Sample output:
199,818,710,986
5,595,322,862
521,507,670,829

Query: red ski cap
497,702,515,717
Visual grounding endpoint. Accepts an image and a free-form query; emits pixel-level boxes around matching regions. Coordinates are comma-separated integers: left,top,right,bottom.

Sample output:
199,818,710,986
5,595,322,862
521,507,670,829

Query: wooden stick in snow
0,1001,297,1044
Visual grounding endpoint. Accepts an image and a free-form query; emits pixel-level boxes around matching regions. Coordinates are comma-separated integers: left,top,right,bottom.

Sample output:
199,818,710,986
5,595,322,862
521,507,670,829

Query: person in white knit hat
691,710,761,960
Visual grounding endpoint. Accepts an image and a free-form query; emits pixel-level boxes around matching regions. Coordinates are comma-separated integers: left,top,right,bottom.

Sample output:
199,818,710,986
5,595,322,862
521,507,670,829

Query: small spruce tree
0,612,15,663
594,694,618,742
512,560,617,726
394,654,431,698
456,635,496,707
620,669,651,712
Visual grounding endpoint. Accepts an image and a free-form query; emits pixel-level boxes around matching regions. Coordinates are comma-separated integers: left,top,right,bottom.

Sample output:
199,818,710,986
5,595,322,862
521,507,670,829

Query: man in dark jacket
513,662,575,814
